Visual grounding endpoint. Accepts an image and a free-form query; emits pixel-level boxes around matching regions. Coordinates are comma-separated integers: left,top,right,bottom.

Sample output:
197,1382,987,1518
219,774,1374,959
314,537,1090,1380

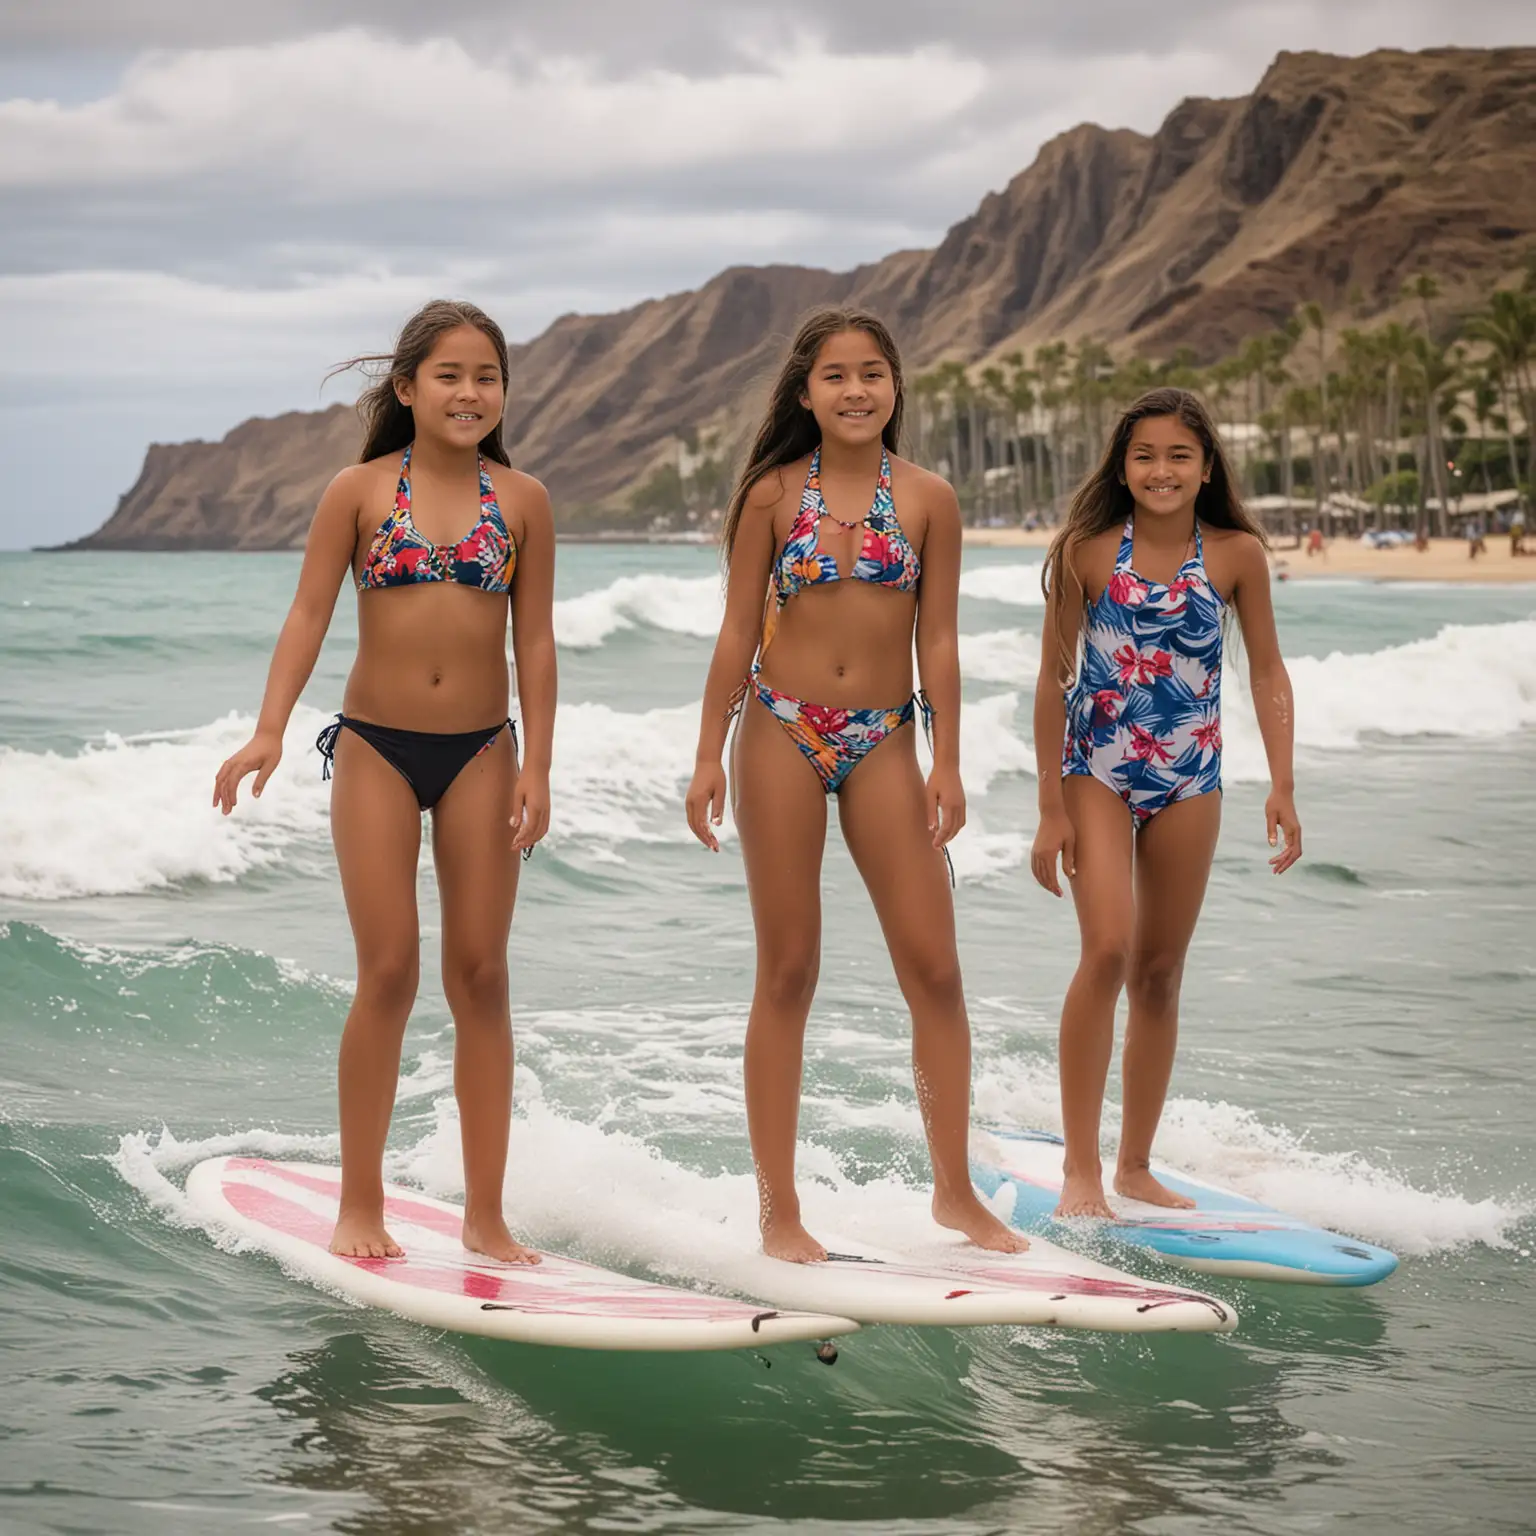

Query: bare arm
212,469,359,812
1029,549,1083,896
509,477,558,850
684,475,780,849
1230,536,1302,873
914,479,966,846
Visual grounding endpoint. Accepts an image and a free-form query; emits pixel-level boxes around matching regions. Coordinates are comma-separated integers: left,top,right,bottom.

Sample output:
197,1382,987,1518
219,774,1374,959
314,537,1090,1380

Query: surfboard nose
1131,1223,1400,1285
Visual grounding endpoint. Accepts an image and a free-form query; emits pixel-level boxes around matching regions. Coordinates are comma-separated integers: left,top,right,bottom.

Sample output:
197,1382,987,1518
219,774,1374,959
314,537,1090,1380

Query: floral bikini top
357,445,515,593
761,447,920,653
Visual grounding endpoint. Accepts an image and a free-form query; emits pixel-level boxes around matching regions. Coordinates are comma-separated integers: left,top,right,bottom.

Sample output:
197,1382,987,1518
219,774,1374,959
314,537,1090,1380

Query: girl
1031,387,1301,1218
213,300,557,1262
685,307,1027,1264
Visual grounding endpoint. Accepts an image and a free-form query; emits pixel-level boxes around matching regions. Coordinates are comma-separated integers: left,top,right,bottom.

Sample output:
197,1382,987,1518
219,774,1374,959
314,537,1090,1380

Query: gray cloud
6,5,1532,296
2,2,1534,549
9,1,1535,67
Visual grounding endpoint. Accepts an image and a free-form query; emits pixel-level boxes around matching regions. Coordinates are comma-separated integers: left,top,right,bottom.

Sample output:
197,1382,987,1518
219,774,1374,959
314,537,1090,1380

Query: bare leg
1115,790,1221,1208
1056,776,1136,1218
328,729,423,1258
732,697,830,1262
431,729,537,1264
838,729,1028,1253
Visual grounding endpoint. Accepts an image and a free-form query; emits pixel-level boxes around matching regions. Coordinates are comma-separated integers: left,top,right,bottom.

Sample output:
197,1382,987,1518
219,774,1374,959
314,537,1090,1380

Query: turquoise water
2,549,1534,1534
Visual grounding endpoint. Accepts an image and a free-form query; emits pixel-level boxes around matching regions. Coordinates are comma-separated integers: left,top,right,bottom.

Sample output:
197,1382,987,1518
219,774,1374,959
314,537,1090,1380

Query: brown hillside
73,44,1535,550
1025,45,1536,358
75,405,359,551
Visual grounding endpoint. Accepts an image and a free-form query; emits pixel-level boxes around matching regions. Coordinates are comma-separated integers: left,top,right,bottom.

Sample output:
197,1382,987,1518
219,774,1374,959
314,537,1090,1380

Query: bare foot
1054,1172,1115,1219
933,1190,1030,1254
329,1211,403,1259
462,1214,541,1266
761,1217,829,1264
1114,1166,1196,1209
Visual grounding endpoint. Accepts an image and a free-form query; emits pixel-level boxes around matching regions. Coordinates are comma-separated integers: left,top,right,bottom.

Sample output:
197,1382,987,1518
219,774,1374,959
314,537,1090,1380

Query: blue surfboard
974,1129,1398,1287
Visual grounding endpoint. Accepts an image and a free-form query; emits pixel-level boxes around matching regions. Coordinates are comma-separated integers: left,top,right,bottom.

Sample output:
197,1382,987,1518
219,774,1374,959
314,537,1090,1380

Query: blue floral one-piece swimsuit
1062,517,1225,826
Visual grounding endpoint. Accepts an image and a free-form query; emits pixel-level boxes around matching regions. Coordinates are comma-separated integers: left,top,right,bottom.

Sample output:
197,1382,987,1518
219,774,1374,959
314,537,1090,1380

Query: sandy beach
962,528,1536,584
1268,537,1536,584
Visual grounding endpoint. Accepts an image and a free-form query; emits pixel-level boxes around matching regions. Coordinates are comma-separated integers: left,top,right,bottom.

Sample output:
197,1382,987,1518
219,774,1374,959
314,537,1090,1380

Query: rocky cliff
74,44,1536,549
79,405,360,551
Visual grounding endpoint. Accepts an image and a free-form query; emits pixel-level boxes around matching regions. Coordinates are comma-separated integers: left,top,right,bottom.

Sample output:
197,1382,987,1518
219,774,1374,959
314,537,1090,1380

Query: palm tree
1204,357,1242,473
1338,327,1384,501
1034,341,1069,515
1266,320,1302,517
1301,302,1330,509
1405,272,1441,337
1375,322,1415,492
964,367,987,513
979,363,1011,520
909,368,943,470
1466,371,1505,496
1465,288,1536,504
931,360,967,490
1236,335,1271,498
1287,382,1321,516
1405,334,1462,537
1160,347,1203,391
1002,352,1040,517
1072,339,1115,467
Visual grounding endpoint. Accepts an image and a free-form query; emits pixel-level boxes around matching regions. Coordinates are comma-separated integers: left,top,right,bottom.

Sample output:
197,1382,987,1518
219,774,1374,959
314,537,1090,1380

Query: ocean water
2,546,1534,1536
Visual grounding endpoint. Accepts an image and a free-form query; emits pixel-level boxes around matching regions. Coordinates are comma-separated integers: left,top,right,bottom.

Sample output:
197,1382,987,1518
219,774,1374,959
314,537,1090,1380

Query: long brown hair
332,299,512,466
1042,387,1266,683
721,307,905,568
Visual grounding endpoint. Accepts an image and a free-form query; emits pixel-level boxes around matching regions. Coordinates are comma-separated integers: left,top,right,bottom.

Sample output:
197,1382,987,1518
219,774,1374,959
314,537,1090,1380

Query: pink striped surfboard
184,1157,859,1353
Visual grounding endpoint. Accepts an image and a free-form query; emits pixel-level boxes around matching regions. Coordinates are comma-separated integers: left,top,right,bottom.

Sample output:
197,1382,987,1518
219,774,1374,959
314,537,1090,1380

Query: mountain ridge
72,43,1536,550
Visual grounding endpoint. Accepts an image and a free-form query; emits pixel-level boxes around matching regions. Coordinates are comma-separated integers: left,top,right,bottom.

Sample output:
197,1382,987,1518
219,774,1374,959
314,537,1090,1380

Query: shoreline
21,532,1536,585
959,528,1536,584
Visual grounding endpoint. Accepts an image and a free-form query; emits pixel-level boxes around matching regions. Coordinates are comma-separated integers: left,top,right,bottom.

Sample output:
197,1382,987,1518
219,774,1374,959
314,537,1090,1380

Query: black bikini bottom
316,714,516,811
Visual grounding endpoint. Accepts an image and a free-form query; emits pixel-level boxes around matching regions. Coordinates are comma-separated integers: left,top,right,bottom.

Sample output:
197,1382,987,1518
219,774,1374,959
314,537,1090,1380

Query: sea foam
114,1061,1528,1285
971,1066,1529,1259
958,564,1046,606
959,627,1041,684
1223,618,1536,781
959,618,1536,784
552,566,1045,653
7,621,1533,901
412,1004,1531,1263
554,573,722,650
0,708,334,901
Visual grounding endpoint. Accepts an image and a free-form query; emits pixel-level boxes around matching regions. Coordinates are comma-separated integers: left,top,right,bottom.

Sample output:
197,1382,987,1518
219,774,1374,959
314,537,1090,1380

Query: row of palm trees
903,264,1536,536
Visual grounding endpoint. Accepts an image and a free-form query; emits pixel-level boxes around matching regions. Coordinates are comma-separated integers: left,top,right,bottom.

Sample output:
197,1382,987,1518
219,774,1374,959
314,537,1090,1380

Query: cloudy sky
2,2,1531,548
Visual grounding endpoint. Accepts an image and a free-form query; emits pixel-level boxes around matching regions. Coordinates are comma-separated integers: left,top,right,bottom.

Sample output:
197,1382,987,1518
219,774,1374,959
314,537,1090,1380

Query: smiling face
395,323,506,451
800,329,896,450
1123,413,1211,522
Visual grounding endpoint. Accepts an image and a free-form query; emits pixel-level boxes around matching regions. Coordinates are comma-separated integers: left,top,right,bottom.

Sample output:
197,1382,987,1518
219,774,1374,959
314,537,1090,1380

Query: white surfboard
696,1228,1237,1333
185,1156,859,1353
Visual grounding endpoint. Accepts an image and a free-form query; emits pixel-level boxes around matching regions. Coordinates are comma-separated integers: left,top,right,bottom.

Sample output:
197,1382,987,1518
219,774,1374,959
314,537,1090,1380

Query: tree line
633,260,1535,537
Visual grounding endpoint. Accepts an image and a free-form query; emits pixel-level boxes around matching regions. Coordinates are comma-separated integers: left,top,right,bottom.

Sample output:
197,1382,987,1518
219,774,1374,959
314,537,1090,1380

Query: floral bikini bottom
743,667,955,885
750,664,921,794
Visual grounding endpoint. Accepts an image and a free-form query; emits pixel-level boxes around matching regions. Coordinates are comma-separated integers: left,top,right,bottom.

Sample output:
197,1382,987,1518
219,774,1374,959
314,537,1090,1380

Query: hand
926,765,967,849
212,731,283,815
1030,808,1076,897
685,760,727,851
1265,789,1302,874
510,766,551,852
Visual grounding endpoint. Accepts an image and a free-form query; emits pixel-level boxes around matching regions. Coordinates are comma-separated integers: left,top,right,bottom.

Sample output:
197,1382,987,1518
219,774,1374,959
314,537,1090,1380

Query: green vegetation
628,428,730,530
906,260,1536,535
613,261,1535,537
